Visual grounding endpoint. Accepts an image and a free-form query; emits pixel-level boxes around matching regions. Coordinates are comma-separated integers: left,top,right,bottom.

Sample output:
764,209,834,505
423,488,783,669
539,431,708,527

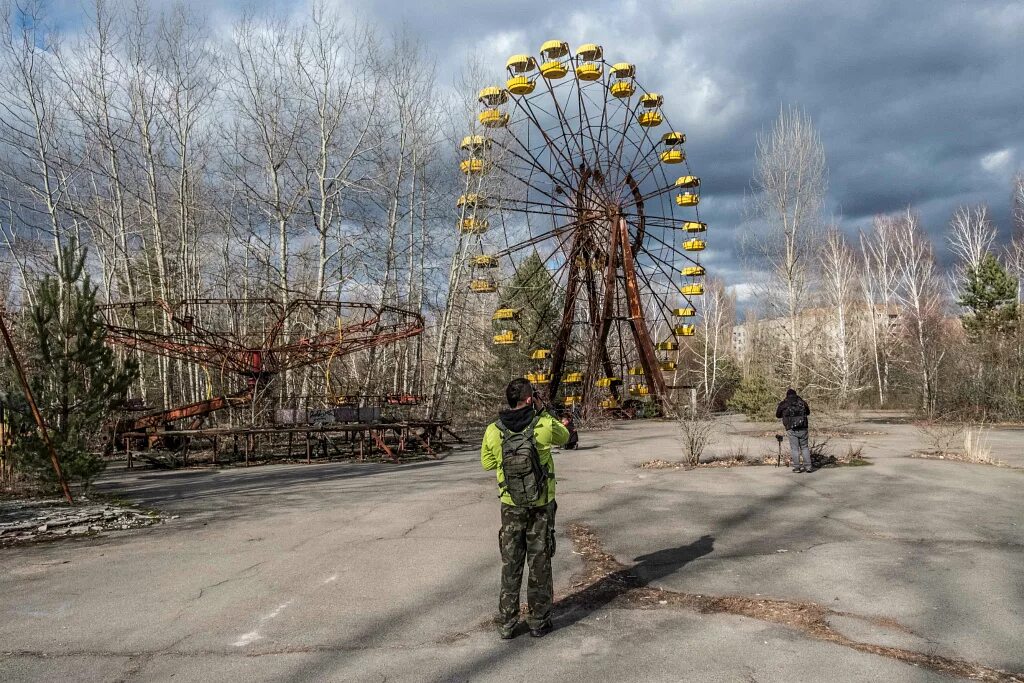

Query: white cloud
980,148,1014,176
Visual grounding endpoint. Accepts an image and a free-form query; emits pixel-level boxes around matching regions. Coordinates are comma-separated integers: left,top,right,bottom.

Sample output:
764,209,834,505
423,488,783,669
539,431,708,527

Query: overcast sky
47,0,1024,290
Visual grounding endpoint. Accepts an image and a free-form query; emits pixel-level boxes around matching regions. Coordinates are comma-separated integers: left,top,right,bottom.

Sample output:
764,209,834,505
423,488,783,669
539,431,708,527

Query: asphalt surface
1,415,1022,682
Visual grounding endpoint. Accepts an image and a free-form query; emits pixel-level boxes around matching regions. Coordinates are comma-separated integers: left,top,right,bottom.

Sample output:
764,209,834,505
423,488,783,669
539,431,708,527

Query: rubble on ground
0,497,166,548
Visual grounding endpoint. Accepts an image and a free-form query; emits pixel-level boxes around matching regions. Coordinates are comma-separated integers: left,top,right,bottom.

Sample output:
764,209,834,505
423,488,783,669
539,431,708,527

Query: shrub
726,375,776,420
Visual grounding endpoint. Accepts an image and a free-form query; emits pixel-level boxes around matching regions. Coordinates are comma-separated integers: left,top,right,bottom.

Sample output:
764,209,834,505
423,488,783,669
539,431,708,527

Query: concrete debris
0,497,163,547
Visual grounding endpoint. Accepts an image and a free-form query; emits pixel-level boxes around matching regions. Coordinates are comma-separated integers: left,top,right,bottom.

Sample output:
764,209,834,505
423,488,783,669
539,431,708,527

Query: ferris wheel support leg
583,274,619,401
615,215,671,414
548,250,582,404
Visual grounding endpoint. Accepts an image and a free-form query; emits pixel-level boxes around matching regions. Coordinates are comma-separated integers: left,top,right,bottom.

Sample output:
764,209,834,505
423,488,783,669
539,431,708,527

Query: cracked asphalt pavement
1,415,1021,681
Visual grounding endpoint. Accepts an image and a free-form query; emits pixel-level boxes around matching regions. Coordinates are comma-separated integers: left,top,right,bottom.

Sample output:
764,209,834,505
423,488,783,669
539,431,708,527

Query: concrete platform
1,415,1021,681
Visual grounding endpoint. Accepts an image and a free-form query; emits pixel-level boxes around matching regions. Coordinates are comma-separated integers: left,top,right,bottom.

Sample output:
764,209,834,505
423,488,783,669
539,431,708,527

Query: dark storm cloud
51,0,1024,277
341,0,1023,270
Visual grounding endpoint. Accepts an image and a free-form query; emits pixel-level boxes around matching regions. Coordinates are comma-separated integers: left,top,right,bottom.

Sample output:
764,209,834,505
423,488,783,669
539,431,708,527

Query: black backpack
783,399,809,430
496,416,547,506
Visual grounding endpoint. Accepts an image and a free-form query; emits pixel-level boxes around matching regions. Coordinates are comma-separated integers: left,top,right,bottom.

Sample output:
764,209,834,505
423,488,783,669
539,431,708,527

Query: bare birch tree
817,226,862,404
751,105,827,386
892,210,947,415
859,215,901,406
696,277,734,408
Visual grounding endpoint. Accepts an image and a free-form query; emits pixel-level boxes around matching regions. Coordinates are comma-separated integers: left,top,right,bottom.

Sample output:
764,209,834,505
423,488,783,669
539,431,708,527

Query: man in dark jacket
776,388,812,472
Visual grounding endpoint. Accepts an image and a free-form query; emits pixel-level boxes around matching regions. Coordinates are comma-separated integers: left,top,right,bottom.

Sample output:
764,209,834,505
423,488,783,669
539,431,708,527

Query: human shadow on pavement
553,534,715,630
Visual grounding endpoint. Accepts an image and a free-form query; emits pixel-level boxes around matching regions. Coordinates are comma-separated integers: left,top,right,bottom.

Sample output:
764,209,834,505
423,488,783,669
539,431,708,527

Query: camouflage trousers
498,500,557,630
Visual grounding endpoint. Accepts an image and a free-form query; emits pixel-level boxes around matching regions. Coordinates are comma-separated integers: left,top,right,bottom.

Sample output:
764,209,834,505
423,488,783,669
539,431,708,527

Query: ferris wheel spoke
511,89,580,185
538,69,589,169
494,143,579,207
630,256,677,338
638,225,705,268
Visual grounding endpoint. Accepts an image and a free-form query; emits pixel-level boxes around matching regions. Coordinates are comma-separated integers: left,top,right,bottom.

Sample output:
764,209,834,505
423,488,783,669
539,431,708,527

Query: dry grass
963,426,993,463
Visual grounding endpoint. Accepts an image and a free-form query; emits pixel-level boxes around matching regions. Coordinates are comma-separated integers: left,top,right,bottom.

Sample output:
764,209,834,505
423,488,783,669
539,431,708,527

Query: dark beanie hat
786,388,796,397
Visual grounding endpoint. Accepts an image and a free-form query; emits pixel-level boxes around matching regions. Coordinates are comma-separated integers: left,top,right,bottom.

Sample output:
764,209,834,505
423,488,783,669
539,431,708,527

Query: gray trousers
787,429,812,467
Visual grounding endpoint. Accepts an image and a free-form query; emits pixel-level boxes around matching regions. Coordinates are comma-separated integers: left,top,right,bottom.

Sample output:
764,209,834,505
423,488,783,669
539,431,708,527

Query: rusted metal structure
102,298,423,383
99,298,427,453
453,42,708,417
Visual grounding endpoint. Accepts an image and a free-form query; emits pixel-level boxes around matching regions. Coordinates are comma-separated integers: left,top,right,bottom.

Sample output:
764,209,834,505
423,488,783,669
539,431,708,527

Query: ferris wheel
457,41,707,414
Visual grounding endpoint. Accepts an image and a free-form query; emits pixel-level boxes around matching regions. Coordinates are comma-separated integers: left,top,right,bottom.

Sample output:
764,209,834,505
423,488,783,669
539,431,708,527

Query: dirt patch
0,496,167,548
558,522,1022,683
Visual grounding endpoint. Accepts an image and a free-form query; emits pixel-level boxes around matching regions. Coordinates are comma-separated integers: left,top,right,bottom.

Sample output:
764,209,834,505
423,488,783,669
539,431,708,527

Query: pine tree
10,242,138,489
958,254,1018,337
489,251,563,393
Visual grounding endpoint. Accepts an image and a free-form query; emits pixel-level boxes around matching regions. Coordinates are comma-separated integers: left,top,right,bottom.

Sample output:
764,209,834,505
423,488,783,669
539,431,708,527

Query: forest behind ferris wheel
458,40,708,416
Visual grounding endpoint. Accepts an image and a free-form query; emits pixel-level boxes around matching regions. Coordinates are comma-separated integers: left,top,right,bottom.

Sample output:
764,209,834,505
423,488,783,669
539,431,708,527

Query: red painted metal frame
100,298,424,380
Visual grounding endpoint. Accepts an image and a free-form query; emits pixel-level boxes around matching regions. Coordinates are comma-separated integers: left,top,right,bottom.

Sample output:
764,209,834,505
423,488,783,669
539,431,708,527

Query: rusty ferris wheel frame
457,41,708,414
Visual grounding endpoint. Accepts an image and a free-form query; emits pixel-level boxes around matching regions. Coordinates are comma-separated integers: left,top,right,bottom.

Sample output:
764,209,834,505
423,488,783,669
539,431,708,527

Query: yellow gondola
469,278,496,293
492,308,520,321
470,254,498,268
682,221,707,233
576,43,603,61
506,75,536,95
595,377,620,388
611,81,635,97
609,62,636,98
675,175,700,188
575,44,603,81
629,385,650,397
660,360,678,371
684,239,706,251
660,130,686,163
599,398,619,409
638,111,663,127
526,372,551,384
681,284,704,296
640,93,663,108
493,330,518,345
675,192,699,206
479,109,510,128
506,54,538,95
576,62,603,81
539,39,570,79
478,86,508,107
506,54,538,73
459,135,491,151
565,395,583,406
611,62,635,78
530,348,551,360
675,325,696,336
628,366,644,376
563,372,584,383
662,131,685,145
459,217,488,233
457,193,489,209
681,265,705,277
459,158,486,175
672,307,696,317
657,340,678,351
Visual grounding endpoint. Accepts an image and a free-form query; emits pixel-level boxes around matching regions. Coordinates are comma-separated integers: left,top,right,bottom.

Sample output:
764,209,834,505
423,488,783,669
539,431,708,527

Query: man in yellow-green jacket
481,378,570,640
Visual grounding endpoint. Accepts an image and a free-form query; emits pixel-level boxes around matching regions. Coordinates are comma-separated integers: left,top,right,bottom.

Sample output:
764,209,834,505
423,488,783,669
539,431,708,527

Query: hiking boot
498,625,516,640
529,622,552,638
792,467,802,472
